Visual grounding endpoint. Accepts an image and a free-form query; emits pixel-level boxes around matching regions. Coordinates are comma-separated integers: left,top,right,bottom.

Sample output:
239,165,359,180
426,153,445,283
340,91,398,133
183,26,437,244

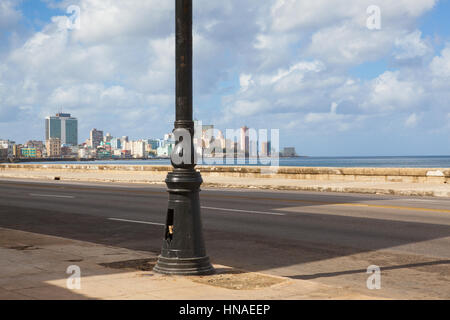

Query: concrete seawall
1,164,449,197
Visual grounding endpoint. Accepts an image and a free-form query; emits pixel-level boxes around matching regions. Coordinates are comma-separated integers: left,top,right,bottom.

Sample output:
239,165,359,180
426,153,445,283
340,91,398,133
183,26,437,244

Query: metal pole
153,0,214,276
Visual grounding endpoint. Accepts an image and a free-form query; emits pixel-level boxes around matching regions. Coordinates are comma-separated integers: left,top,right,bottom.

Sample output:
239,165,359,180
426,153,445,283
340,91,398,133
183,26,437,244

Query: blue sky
0,0,449,156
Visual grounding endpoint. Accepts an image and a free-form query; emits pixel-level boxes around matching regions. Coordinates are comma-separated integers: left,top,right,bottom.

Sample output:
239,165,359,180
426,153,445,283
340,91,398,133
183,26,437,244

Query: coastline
1,163,449,198
2,155,450,168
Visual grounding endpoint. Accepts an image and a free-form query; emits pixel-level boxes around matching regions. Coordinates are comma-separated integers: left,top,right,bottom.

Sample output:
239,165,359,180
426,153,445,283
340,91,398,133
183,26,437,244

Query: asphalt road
0,178,449,299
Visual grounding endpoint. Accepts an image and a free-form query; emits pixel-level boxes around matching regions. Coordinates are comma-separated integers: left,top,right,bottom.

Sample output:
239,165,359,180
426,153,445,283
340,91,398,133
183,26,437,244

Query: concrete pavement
0,227,377,300
0,178,449,299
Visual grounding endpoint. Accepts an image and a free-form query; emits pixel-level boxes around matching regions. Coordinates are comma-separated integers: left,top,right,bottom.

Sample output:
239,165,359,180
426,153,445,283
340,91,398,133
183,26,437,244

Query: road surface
0,178,449,299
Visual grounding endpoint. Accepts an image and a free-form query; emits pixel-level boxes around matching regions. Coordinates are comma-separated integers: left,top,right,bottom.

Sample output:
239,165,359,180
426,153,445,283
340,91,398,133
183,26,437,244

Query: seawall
0,164,449,197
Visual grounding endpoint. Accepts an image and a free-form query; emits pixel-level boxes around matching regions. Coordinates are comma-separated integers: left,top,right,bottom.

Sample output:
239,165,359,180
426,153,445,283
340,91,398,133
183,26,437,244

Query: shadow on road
290,260,450,280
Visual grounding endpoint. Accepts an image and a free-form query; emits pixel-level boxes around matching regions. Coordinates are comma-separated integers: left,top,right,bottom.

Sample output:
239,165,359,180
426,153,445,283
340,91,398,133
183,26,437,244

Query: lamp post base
153,169,215,276
153,256,214,276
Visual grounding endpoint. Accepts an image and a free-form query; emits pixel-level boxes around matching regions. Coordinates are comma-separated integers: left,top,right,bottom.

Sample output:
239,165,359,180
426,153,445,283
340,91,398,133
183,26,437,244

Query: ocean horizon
32,155,450,168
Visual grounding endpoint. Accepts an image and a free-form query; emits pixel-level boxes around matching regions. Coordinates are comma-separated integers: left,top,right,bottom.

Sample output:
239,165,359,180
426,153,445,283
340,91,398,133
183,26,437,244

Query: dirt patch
99,258,157,271
189,268,288,290
98,260,287,290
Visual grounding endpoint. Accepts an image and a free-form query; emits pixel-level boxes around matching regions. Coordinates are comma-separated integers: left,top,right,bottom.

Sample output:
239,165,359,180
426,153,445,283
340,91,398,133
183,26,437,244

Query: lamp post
153,0,214,276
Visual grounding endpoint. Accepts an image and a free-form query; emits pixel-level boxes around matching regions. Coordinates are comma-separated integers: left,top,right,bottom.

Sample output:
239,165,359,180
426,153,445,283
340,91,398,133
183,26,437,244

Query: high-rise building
240,126,249,155
104,133,112,143
45,113,78,146
90,129,104,149
121,136,129,149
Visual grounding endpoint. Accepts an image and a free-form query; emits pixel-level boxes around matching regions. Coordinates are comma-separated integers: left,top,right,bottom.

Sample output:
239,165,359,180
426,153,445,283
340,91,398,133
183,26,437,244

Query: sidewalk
0,227,380,300
0,169,449,197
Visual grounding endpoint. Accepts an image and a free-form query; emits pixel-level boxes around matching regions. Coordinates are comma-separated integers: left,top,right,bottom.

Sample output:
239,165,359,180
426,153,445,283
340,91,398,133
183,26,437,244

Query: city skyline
0,1,450,156
1,111,290,161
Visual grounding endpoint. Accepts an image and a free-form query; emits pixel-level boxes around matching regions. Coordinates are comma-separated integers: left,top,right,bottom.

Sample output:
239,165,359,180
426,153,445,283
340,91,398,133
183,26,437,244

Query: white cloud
239,74,253,90
430,46,450,79
394,30,431,60
268,0,437,66
364,71,425,112
306,21,397,66
405,113,419,128
69,0,173,43
0,0,22,30
269,0,436,32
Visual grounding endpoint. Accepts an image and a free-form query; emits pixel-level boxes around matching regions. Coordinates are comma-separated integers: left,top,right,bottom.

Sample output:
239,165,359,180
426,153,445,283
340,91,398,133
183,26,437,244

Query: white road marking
403,199,439,203
108,218,165,226
29,193,75,199
201,206,285,216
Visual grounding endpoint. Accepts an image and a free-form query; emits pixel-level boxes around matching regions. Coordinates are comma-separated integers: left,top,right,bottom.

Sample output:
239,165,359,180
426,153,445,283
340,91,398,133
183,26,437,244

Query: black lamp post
153,0,214,276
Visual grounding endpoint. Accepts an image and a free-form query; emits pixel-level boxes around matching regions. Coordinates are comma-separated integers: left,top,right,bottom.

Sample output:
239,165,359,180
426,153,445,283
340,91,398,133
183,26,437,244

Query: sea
36,156,450,168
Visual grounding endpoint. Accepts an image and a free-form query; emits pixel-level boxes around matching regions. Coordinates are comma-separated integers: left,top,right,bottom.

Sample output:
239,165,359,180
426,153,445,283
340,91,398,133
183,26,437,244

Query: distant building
194,121,214,134
112,149,122,158
131,140,147,158
21,148,37,158
260,141,272,157
157,144,173,158
110,138,122,150
61,145,73,157
25,141,44,158
13,144,22,158
46,138,61,158
163,133,175,143
25,140,44,149
147,139,161,151
240,126,250,155
96,147,111,160
121,150,132,159
45,113,78,146
90,129,104,149
281,147,297,157
68,145,80,156
216,130,226,150
104,133,112,143
0,148,7,161
78,147,95,159
0,140,15,158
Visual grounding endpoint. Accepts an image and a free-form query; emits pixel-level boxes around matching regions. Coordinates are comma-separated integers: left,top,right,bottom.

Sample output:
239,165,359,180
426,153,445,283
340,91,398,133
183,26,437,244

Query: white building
78,148,88,159
130,140,147,158
157,144,173,157
0,140,15,158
